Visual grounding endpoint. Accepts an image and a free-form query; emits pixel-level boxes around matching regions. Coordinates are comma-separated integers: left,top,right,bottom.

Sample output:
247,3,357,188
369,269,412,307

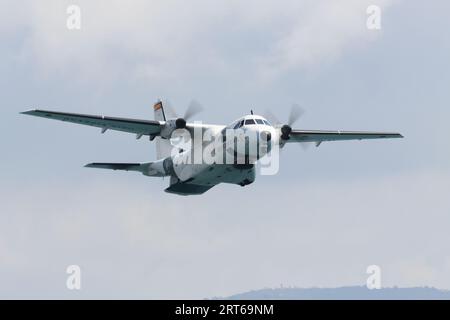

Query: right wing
288,130,403,145
21,109,162,137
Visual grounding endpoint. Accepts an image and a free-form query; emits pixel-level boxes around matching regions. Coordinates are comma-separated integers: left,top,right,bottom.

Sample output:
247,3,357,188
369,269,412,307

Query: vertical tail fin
153,100,166,121
153,101,172,159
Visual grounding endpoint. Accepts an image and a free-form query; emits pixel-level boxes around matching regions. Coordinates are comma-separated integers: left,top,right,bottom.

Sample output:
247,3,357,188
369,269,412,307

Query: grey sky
1,0,450,298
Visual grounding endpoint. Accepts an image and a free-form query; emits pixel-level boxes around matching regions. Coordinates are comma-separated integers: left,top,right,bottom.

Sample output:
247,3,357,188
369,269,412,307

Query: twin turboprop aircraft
21,101,403,195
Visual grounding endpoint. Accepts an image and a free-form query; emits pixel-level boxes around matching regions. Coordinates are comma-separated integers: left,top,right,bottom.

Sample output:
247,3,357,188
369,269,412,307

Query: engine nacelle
159,119,187,139
144,157,175,177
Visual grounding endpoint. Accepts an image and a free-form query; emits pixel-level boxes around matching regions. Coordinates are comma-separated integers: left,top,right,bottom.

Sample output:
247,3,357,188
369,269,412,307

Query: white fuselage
156,114,278,186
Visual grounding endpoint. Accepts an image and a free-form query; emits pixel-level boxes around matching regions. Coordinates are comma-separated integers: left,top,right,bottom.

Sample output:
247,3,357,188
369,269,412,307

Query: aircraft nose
260,131,271,142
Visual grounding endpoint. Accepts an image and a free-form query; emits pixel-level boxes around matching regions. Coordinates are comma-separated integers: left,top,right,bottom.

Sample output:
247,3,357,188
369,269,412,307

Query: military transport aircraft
21,101,402,195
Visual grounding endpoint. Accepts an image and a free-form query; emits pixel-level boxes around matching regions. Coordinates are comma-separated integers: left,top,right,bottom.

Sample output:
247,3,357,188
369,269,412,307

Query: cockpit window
233,120,244,129
255,119,264,125
263,120,271,126
244,119,256,125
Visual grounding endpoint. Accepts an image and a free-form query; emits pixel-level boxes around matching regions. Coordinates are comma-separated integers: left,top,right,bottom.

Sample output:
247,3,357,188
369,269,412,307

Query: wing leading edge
21,109,162,137
288,130,403,145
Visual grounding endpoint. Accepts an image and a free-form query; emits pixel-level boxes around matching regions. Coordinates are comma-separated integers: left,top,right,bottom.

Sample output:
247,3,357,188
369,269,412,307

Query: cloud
3,0,450,299
1,168,449,298
3,0,396,84
258,0,394,78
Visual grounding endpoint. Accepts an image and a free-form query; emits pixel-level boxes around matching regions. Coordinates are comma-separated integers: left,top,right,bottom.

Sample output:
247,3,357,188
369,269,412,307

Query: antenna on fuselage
250,110,254,115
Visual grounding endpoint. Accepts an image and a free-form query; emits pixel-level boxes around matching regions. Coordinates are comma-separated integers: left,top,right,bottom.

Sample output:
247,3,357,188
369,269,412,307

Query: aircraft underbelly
187,164,255,186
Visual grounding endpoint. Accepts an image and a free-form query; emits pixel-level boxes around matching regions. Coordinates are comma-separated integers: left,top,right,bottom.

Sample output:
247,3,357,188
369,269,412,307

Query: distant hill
218,286,450,300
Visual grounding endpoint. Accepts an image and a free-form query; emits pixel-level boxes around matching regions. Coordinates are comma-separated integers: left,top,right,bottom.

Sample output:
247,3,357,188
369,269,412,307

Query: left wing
21,109,162,137
288,130,403,146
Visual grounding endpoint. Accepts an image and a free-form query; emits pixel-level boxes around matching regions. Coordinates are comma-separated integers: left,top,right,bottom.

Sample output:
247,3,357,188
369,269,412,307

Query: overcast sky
1,0,450,299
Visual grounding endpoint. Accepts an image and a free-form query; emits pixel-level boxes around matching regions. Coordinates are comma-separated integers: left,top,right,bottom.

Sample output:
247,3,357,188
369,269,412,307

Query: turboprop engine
159,118,188,139
143,157,175,177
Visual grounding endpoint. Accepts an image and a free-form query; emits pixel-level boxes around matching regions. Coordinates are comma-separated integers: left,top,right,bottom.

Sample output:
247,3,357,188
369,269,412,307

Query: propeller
265,103,310,149
264,110,281,128
265,103,304,137
163,99,178,119
288,103,304,127
164,99,204,129
184,100,204,120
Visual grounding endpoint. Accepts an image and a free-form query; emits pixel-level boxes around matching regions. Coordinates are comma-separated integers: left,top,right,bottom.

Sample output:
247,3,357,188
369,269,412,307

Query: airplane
21,101,403,195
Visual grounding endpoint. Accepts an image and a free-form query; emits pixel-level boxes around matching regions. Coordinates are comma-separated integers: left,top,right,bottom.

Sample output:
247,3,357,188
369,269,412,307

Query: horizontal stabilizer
85,163,143,171
85,162,167,177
